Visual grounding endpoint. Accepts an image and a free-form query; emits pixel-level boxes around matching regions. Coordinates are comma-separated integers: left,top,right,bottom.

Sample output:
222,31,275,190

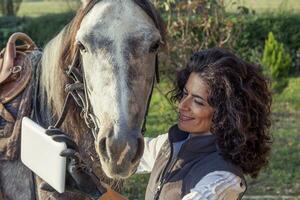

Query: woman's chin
178,122,191,132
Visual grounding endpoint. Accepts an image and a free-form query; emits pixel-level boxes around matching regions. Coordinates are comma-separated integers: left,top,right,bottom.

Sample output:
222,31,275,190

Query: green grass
14,0,300,18
17,1,79,17
273,77,300,112
225,0,300,13
121,76,300,199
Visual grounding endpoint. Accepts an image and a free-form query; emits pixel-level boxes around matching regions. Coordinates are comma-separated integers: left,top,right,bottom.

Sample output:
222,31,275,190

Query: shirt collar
168,124,217,153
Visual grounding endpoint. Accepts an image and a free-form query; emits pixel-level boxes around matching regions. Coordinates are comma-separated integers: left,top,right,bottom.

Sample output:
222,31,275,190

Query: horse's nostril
131,137,144,164
99,137,109,161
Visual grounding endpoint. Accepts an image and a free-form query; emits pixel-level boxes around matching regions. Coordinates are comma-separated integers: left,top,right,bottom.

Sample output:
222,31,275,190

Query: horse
0,0,165,199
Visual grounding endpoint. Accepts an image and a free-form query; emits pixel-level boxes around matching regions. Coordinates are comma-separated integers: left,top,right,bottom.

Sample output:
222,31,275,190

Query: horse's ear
81,0,91,7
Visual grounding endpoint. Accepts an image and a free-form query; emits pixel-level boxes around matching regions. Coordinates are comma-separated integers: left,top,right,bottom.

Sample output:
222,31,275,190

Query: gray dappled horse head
41,0,165,179
0,0,165,199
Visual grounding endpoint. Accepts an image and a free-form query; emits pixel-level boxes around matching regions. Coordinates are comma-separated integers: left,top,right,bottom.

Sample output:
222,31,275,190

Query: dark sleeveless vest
145,125,246,200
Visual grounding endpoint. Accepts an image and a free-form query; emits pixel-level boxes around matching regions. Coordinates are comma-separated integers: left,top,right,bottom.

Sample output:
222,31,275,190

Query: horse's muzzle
96,131,144,178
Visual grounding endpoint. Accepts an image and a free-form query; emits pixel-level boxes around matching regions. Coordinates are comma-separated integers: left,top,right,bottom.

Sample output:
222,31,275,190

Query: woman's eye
195,100,204,106
77,41,87,53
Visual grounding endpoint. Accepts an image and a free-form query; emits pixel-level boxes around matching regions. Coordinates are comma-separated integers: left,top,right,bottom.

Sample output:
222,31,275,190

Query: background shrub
235,13,300,74
0,12,73,48
262,32,292,92
0,16,25,47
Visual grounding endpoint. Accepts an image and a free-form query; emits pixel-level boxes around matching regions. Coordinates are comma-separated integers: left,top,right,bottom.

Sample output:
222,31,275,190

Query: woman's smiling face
178,72,215,135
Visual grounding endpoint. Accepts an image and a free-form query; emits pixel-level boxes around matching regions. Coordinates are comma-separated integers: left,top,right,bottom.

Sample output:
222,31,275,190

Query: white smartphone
21,117,67,193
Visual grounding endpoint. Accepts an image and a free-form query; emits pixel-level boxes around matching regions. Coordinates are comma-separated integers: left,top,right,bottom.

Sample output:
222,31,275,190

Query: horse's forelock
60,0,100,68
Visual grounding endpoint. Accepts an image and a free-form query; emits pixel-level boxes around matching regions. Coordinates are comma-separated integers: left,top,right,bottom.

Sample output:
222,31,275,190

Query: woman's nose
179,97,190,111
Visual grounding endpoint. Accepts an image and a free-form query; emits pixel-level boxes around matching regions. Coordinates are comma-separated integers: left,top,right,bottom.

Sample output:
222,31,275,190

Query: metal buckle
11,65,22,74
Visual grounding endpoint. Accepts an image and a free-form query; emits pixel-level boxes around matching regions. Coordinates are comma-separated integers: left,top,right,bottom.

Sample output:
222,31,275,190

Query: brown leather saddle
0,32,42,160
0,32,37,122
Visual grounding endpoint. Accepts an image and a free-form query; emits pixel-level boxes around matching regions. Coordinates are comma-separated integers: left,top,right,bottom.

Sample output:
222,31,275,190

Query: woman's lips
179,114,194,121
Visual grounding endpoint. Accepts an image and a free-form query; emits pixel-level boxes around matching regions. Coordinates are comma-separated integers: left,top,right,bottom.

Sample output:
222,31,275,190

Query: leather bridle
52,48,159,139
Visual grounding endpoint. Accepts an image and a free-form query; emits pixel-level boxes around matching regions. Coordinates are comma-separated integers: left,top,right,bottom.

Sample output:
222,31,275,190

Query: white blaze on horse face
76,0,161,178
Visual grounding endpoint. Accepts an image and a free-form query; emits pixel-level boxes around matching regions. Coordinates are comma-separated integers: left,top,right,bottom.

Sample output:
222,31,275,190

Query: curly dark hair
170,48,272,178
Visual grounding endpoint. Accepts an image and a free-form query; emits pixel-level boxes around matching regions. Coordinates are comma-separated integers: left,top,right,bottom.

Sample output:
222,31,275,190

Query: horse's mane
40,0,166,138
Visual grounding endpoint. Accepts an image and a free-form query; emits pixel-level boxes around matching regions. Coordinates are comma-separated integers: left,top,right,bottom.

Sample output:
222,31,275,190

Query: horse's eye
149,40,161,53
77,41,87,53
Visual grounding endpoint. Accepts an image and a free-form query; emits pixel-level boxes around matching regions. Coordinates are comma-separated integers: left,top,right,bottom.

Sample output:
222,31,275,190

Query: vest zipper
154,157,179,200
154,140,178,200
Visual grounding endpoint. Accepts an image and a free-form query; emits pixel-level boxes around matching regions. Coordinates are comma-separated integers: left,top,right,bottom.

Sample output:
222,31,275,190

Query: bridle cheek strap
52,49,99,140
141,54,159,134
54,50,159,138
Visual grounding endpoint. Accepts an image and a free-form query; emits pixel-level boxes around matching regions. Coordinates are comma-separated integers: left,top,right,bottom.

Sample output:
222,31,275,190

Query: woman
42,48,272,200
138,48,272,200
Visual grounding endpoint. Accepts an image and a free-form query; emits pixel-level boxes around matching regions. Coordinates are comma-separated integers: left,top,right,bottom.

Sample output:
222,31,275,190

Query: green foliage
0,16,25,47
225,0,300,14
22,12,74,47
0,12,74,48
262,32,292,92
17,1,79,17
234,13,300,73
152,0,247,75
0,0,23,16
274,77,300,112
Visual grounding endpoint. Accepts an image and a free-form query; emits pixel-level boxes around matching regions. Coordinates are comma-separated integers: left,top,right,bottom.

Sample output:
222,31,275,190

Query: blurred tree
262,32,292,92
153,0,246,73
0,0,23,16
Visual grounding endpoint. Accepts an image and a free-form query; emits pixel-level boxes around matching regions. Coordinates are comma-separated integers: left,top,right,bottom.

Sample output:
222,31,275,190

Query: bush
262,32,292,92
22,12,74,47
234,13,300,74
154,0,246,78
1,6,299,75
0,16,25,48
0,12,74,48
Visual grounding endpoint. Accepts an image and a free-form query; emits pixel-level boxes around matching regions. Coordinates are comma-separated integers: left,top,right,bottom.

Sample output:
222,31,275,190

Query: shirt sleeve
182,171,246,200
136,133,168,173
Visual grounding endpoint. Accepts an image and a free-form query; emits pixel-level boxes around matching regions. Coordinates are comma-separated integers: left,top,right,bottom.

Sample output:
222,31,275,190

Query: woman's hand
40,128,103,200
